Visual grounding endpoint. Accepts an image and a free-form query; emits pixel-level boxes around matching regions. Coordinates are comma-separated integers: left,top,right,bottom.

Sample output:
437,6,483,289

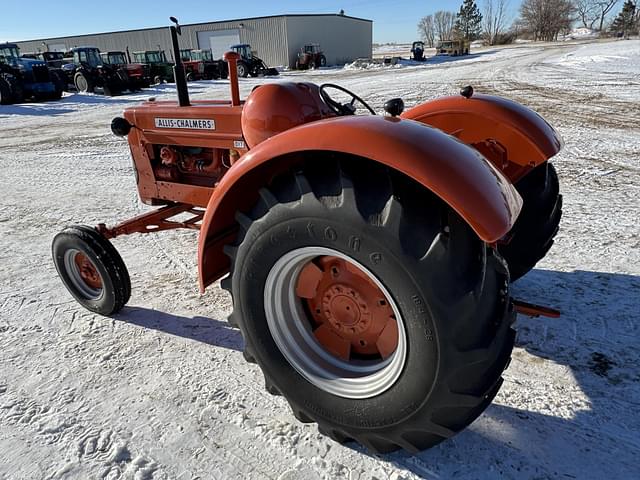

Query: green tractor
132,50,174,84
230,44,279,78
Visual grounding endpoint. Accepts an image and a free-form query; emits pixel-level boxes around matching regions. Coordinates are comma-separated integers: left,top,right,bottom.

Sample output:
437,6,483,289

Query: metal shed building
16,14,372,68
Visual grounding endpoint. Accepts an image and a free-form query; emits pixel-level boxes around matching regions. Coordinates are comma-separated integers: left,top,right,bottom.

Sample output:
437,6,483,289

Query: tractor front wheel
498,162,562,281
74,72,94,93
236,61,249,78
52,226,131,315
223,161,515,453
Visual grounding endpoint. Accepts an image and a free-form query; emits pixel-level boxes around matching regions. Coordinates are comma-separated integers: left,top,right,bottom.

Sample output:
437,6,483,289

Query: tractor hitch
513,299,561,318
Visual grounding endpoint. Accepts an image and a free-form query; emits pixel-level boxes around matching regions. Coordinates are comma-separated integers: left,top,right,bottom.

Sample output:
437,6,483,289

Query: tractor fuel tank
241,82,335,148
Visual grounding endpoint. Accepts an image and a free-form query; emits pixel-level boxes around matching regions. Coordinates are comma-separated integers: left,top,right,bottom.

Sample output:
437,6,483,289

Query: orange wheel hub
296,256,398,362
74,252,102,289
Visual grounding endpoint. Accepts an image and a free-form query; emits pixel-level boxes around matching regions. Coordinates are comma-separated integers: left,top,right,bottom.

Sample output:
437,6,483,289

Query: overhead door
197,29,240,59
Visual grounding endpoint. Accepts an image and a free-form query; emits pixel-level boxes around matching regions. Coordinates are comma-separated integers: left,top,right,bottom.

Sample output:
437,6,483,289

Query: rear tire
223,159,515,453
52,226,131,316
498,162,562,281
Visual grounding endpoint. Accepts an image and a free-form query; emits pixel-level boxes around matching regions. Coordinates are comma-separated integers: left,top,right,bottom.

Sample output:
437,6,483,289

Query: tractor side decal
154,118,216,130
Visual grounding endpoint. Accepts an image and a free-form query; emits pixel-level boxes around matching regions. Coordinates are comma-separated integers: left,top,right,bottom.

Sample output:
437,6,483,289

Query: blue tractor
0,43,65,104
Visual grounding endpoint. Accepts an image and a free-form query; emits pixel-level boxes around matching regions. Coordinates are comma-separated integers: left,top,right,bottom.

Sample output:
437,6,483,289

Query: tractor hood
11,56,47,71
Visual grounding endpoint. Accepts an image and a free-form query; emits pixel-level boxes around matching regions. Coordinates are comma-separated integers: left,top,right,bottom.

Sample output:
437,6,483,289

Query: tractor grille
32,65,50,83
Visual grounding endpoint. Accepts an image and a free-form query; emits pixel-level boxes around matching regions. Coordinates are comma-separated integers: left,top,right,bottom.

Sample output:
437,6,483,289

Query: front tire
52,226,131,315
499,162,562,281
74,72,94,93
223,160,515,453
236,61,249,78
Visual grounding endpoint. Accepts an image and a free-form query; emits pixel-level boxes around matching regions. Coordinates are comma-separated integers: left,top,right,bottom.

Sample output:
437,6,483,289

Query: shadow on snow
111,267,640,479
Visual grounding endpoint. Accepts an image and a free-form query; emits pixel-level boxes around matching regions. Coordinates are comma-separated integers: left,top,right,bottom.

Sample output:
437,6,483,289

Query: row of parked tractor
0,41,284,105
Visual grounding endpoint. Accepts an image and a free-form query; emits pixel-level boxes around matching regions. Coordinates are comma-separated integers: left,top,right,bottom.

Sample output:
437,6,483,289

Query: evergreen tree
454,0,484,39
611,0,638,37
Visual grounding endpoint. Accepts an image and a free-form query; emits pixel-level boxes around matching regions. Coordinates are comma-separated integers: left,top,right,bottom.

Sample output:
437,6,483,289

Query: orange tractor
52,18,562,454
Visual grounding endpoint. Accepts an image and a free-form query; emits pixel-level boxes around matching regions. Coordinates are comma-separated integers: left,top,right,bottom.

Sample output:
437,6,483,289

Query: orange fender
198,115,522,291
401,94,563,182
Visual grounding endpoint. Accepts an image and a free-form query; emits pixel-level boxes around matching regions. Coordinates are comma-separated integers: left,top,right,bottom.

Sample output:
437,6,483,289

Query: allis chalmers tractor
295,44,327,70
52,18,562,454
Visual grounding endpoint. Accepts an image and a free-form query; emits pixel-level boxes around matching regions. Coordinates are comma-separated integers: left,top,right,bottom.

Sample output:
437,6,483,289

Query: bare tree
576,0,600,29
595,0,620,31
434,10,457,41
483,0,510,44
519,0,575,41
418,15,436,47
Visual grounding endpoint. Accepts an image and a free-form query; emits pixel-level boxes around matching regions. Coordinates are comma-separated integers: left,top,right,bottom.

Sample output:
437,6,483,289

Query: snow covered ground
1,39,639,479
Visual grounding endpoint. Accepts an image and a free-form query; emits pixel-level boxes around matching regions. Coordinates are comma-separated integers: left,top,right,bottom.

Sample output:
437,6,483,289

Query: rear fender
402,94,563,182
198,115,522,290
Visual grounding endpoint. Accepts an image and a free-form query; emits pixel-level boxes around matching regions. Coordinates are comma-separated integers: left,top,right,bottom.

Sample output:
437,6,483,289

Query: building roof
15,13,372,44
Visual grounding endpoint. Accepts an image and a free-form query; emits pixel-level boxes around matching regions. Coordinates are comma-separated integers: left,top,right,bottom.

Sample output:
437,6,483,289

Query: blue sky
1,1,520,44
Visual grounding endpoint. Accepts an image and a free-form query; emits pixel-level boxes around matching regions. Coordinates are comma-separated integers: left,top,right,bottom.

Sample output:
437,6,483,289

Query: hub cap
264,247,407,399
64,250,103,299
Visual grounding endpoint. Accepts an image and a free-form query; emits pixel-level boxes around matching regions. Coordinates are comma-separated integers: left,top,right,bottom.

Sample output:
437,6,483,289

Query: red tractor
53,18,562,454
100,51,153,89
295,44,327,70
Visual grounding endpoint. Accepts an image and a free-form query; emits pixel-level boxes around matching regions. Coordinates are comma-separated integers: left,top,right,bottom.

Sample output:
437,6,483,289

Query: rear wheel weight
52,225,131,315
225,160,515,453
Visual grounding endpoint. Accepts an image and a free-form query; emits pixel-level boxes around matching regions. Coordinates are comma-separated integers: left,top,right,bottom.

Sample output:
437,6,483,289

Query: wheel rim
64,249,103,299
76,75,88,92
264,247,407,399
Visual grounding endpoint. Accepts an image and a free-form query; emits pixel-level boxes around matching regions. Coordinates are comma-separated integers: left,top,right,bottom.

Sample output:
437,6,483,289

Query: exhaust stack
169,16,190,107
223,51,241,107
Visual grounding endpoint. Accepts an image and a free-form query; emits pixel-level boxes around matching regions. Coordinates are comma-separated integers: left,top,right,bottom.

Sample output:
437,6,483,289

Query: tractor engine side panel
124,102,247,207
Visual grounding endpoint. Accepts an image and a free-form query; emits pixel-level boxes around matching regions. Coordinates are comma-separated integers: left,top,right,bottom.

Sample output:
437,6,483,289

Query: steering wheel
319,84,377,116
